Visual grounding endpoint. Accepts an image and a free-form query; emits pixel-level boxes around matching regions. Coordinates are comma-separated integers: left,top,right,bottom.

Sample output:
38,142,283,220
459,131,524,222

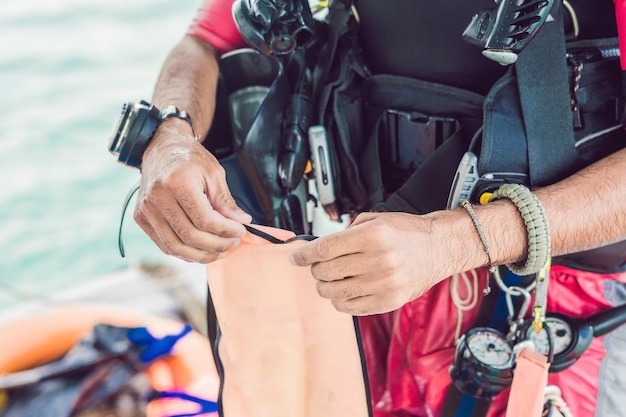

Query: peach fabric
205,225,370,417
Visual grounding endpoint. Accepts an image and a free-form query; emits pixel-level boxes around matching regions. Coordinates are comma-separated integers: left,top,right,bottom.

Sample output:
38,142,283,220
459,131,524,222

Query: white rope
450,269,480,341
544,385,575,417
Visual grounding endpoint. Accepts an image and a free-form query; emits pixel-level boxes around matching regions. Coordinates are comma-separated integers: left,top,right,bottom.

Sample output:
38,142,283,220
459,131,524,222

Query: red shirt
187,0,247,53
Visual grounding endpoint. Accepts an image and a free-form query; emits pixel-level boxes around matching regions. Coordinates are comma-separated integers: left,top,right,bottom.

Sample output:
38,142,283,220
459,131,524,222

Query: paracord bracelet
488,184,551,276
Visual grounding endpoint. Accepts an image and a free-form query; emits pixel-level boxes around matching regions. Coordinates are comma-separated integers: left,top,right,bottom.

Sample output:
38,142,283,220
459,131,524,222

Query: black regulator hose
588,302,626,337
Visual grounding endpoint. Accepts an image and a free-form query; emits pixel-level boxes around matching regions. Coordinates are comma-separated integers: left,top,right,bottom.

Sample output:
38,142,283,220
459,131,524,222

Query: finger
315,269,409,315
309,253,370,282
331,293,405,316
134,208,230,264
288,229,366,266
204,177,252,225
315,274,372,301
315,270,398,303
172,178,248,238
137,199,242,257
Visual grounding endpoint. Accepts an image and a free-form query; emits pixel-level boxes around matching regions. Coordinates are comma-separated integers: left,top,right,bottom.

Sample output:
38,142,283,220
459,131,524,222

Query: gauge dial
526,316,573,356
466,330,514,367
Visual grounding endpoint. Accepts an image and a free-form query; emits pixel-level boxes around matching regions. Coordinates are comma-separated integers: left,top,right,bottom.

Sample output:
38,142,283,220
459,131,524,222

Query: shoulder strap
311,0,355,106
515,1,577,187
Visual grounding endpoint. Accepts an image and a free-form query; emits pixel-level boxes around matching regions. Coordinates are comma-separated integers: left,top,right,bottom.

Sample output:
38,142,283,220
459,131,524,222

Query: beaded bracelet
461,200,496,275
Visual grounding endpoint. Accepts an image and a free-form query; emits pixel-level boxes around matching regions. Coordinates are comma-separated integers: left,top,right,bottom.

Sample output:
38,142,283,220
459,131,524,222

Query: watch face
108,102,135,156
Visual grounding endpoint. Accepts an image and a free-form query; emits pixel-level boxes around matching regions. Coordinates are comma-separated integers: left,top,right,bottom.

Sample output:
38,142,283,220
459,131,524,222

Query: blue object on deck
127,324,193,363
156,390,220,417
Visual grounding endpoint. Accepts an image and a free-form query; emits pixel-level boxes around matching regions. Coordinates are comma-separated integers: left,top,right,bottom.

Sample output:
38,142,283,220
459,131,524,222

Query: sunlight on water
0,0,203,308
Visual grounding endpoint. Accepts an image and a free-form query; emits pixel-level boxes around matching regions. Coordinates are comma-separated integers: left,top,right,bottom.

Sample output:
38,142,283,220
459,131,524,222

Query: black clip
463,0,555,65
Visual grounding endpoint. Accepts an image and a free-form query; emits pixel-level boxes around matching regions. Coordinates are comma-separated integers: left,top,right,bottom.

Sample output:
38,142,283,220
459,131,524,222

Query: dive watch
108,101,194,169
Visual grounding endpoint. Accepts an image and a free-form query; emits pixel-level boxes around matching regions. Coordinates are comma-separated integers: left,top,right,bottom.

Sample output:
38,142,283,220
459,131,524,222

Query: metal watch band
159,105,196,136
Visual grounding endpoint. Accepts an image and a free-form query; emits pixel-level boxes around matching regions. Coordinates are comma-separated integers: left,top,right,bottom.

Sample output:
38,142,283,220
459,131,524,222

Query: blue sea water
0,0,203,309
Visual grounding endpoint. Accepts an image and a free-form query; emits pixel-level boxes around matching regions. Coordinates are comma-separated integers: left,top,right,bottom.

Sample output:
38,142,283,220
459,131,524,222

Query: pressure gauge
524,315,574,357
450,327,515,399
519,312,593,373
466,329,514,367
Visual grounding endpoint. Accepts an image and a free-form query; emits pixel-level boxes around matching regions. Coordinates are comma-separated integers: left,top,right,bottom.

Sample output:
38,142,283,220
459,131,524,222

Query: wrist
160,105,198,136
425,208,494,277
470,199,528,267
108,100,201,169
151,116,195,144
143,118,200,161
428,200,528,276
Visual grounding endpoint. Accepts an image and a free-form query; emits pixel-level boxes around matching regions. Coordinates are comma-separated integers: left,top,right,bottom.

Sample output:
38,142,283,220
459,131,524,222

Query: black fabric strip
244,224,317,243
469,398,493,417
353,316,374,417
439,383,465,416
244,224,287,243
214,324,226,417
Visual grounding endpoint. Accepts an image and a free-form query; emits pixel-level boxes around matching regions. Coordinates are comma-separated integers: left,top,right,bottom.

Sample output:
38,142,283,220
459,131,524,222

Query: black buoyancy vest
353,0,619,94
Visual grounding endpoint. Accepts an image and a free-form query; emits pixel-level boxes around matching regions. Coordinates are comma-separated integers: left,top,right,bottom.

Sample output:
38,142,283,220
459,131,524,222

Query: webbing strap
516,2,577,187
311,0,353,105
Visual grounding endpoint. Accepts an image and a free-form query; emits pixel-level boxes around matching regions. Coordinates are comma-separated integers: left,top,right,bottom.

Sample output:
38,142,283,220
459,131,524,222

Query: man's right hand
134,118,252,263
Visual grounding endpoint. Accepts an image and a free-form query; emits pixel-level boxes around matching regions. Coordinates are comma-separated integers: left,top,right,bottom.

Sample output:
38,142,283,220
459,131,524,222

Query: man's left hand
288,212,450,315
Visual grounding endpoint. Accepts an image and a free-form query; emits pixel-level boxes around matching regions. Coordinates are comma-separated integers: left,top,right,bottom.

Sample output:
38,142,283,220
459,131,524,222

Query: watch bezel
108,102,134,156
108,100,161,169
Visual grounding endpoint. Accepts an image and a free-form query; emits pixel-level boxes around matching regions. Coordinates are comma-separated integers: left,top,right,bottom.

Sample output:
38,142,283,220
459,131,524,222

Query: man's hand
288,212,452,315
134,119,252,263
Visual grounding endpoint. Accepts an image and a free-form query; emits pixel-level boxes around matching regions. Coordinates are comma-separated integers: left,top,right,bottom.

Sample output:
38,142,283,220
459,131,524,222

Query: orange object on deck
0,303,219,417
